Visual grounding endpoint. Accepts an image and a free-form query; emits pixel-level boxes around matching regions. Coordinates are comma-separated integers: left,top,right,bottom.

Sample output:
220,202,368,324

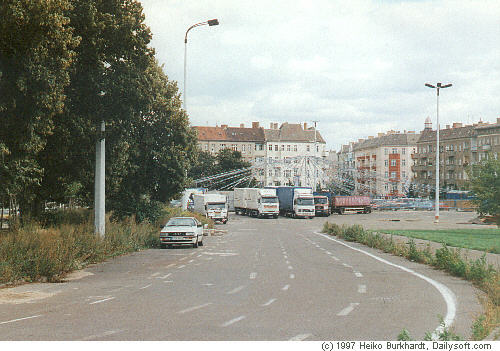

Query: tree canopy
467,156,500,226
0,0,198,221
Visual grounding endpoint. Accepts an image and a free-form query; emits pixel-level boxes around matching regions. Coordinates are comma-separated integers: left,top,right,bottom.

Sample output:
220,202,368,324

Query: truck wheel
339,208,344,215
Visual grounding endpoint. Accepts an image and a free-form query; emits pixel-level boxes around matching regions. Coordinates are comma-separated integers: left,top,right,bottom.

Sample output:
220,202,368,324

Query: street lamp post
425,82,452,223
183,19,219,111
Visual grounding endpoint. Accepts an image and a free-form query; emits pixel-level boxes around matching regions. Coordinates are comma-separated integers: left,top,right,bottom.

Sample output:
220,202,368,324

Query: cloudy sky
141,0,500,150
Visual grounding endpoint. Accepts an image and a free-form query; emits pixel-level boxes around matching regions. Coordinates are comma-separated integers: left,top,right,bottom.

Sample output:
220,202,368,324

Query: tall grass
322,222,500,340
0,206,212,285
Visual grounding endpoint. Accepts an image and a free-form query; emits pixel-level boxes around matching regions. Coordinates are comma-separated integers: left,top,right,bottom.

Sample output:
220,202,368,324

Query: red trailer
332,196,371,214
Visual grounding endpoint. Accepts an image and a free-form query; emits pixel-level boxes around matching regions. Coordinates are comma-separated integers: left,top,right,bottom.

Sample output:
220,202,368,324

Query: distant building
353,131,419,197
194,121,329,189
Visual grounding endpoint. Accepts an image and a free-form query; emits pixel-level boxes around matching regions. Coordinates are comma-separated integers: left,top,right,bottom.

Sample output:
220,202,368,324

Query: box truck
272,186,315,218
193,193,228,223
234,188,279,218
313,191,331,216
331,196,371,214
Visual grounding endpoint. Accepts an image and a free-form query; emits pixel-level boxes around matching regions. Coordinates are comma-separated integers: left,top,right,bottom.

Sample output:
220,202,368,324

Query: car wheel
160,244,167,249
199,239,203,246
193,239,198,248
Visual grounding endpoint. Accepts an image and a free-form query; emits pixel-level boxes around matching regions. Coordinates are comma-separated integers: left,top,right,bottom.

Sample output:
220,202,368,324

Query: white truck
193,193,228,224
234,188,279,218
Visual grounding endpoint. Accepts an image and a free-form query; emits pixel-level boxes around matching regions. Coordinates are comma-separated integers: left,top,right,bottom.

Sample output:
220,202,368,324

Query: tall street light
184,19,219,111
425,82,452,223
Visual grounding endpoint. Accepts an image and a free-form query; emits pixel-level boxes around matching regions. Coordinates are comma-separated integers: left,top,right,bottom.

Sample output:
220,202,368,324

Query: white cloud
141,0,500,150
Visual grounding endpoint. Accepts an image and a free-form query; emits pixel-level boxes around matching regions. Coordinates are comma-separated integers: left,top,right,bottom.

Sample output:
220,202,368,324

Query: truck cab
205,199,228,224
314,195,330,216
293,190,315,218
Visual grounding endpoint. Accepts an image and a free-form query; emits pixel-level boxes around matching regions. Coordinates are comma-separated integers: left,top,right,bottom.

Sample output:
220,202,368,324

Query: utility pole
312,120,319,191
95,120,105,236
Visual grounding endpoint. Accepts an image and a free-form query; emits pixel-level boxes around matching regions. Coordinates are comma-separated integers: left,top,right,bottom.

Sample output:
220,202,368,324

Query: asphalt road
0,213,481,340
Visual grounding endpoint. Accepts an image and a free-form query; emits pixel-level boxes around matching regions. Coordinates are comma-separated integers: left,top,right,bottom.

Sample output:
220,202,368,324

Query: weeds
322,222,500,340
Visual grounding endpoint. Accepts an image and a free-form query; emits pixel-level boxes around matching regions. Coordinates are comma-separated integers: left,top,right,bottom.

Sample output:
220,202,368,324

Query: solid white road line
285,260,290,264
355,272,363,278
227,285,245,294
358,285,367,294
332,256,340,261
282,284,290,291
178,265,186,269
139,284,152,290
262,298,277,306
289,333,312,341
179,257,187,261
326,251,332,255
188,259,194,263
150,272,161,277
337,303,360,316
250,272,257,279
221,315,246,327
89,297,115,305
315,232,457,338
288,265,293,270
166,264,176,268
0,315,42,325
342,263,352,268
177,302,213,314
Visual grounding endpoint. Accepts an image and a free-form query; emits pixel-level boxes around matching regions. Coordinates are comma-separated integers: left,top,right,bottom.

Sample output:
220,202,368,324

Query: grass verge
0,206,213,285
378,229,500,254
322,222,500,340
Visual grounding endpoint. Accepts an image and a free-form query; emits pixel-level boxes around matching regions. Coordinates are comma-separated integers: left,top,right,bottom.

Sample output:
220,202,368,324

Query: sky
140,0,500,150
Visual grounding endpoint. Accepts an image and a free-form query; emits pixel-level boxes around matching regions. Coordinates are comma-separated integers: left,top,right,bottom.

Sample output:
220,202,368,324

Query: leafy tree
188,151,217,181
467,156,500,226
0,0,78,216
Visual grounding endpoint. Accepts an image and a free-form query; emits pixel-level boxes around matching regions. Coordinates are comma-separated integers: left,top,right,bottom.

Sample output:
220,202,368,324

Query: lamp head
207,19,219,26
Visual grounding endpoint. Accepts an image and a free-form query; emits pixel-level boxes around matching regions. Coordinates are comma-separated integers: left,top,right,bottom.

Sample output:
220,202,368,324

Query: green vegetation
322,222,500,340
467,157,500,226
0,207,213,285
1,0,197,221
378,229,500,254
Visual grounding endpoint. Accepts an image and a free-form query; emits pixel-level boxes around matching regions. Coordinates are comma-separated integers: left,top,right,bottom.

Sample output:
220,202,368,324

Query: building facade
353,131,419,197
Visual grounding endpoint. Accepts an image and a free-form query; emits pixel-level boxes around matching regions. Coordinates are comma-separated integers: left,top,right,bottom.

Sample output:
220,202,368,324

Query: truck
193,193,228,223
331,195,371,214
313,191,332,216
181,188,206,210
234,188,279,218
272,186,315,218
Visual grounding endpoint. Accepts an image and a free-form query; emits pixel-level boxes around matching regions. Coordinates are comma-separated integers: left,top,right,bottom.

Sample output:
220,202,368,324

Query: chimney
378,133,384,137
303,122,307,130
368,136,374,139
497,117,500,124
358,139,364,143
452,122,462,128
252,121,259,129
240,123,245,128
221,124,228,129
270,122,274,129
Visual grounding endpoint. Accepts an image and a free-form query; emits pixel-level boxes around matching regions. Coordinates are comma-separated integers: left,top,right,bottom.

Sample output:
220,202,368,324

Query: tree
467,156,500,226
0,0,78,216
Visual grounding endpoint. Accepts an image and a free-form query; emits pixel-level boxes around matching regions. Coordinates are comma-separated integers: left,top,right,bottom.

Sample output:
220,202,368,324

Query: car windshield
297,198,314,205
261,197,278,203
167,218,196,226
315,198,328,204
207,203,225,210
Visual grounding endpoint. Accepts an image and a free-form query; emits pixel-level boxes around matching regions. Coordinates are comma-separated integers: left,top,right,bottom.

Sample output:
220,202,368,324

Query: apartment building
353,131,419,197
194,121,328,188
412,117,500,195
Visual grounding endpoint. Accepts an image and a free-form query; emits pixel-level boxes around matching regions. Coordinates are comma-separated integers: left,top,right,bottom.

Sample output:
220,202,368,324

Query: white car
160,217,205,248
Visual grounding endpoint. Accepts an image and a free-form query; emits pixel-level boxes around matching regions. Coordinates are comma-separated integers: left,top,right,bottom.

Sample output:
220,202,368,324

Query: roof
195,126,227,141
264,123,326,143
354,133,419,151
417,125,475,143
225,127,265,142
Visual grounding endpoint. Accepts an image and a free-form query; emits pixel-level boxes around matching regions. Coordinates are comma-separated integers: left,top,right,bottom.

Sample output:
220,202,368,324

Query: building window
287,145,291,152
268,170,273,177
385,148,388,155
402,159,406,166
294,168,298,176
294,145,298,152
232,144,237,151
385,160,388,167
392,148,397,154
275,144,278,151
242,145,245,152
285,170,291,177
402,148,406,155
391,160,397,167
402,171,406,178
385,171,389,178
391,171,396,178
269,144,273,151
307,145,310,152
280,144,285,151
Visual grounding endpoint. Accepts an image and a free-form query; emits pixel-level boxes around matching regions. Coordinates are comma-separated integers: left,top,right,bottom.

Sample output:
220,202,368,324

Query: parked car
159,217,206,248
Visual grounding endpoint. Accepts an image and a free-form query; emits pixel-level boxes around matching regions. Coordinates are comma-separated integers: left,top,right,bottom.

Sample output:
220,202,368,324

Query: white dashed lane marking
221,315,246,327
262,298,277,306
177,303,213,314
355,272,363,278
0,315,42,325
337,303,360,316
282,284,290,291
289,333,312,341
358,285,367,293
89,297,115,305
289,273,295,279
227,285,245,294
250,272,257,279
139,284,152,290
